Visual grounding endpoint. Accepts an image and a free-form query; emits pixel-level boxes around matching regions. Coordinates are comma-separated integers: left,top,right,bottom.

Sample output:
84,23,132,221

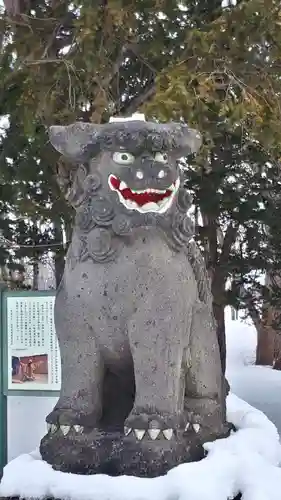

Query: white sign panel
7,295,61,391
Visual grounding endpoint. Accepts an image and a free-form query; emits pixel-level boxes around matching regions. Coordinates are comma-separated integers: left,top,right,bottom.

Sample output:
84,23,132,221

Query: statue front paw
45,406,98,438
183,411,203,435
124,407,184,441
183,408,232,441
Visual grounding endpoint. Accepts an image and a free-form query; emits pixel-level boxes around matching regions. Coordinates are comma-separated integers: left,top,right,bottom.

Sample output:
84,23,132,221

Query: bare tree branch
119,82,156,116
219,221,239,267
211,221,239,296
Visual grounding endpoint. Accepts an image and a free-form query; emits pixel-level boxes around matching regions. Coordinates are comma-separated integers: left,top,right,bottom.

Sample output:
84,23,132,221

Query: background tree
145,0,281,371
1,0,281,371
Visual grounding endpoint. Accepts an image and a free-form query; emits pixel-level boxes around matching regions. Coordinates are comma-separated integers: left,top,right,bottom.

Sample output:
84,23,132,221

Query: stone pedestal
40,423,231,477
1,396,279,500
41,430,203,477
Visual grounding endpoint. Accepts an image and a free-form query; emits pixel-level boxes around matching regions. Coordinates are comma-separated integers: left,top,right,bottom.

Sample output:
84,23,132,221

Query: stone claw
60,425,71,436
134,429,146,440
163,429,173,440
47,423,58,434
192,423,200,433
148,428,160,440
184,411,202,434
74,425,84,434
124,426,132,436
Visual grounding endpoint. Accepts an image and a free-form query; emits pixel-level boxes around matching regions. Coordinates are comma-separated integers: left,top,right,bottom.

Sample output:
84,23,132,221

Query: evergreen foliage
1,0,281,367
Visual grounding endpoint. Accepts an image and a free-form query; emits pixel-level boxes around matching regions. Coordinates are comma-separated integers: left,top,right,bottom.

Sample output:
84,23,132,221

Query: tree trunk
3,0,21,16
54,252,65,288
54,219,65,288
273,334,281,370
241,270,277,367
256,323,274,366
244,289,274,367
273,356,281,370
33,260,39,290
254,271,279,367
213,301,226,374
64,220,72,244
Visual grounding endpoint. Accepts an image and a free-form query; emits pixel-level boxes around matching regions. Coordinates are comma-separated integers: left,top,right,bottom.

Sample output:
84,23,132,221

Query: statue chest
64,229,197,317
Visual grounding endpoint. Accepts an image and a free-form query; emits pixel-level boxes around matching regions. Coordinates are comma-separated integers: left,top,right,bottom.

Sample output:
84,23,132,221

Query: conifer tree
1,0,281,370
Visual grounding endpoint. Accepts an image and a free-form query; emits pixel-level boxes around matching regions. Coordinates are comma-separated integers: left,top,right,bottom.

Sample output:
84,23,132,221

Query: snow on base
1,394,281,500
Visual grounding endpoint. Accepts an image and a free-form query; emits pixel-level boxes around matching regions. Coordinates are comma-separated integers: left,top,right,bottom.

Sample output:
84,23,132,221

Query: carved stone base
40,426,231,477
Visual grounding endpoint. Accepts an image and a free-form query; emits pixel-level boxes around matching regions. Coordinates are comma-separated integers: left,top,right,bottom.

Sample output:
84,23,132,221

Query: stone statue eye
112,152,135,165
154,152,168,163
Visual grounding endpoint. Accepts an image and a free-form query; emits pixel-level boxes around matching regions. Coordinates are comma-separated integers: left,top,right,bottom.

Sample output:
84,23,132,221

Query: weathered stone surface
41,428,206,477
40,117,231,477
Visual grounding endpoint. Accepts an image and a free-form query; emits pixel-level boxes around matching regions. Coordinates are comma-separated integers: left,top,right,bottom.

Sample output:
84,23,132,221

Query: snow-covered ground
2,307,281,499
1,393,281,500
226,308,281,435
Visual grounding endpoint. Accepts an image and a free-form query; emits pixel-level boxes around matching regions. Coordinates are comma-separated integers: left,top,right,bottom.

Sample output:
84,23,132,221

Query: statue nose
141,155,154,164
141,158,168,180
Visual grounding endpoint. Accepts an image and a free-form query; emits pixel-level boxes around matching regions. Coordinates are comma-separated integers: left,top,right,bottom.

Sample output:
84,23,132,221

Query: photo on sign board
11,353,48,386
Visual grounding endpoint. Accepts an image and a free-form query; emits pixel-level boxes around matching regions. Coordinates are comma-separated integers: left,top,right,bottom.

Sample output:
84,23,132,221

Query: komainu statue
40,115,230,477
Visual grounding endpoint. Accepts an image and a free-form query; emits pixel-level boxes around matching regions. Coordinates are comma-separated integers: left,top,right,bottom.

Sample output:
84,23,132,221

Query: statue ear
49,122,101,160
174,126,202,157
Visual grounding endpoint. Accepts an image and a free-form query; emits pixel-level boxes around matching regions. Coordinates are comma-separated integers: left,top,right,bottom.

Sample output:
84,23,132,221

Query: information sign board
7,295,61,391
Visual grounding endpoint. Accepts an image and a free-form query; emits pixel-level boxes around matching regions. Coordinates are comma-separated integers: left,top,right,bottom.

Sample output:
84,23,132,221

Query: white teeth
119,181,127,190
124,426,132,436
157,195,175,214
148,428,160,440
168,178,180,192
47,422,58,433
60,425,71,436
134,429,146,440
139,202,159,213
74,425,84,433
116,191,138,211
163,429,173,440
185,422,190,431
125,199,138,210
193,423,200,433
110,174,181,214
131,188,166,194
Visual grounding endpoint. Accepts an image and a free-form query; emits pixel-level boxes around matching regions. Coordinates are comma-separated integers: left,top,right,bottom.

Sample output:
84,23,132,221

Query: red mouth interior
109,175,172,207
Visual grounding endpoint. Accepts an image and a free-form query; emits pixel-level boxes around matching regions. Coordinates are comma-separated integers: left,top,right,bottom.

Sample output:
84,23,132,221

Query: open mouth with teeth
108,175,180,214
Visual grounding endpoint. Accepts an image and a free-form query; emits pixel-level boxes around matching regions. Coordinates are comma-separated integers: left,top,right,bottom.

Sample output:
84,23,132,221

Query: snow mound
1,394,281,500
